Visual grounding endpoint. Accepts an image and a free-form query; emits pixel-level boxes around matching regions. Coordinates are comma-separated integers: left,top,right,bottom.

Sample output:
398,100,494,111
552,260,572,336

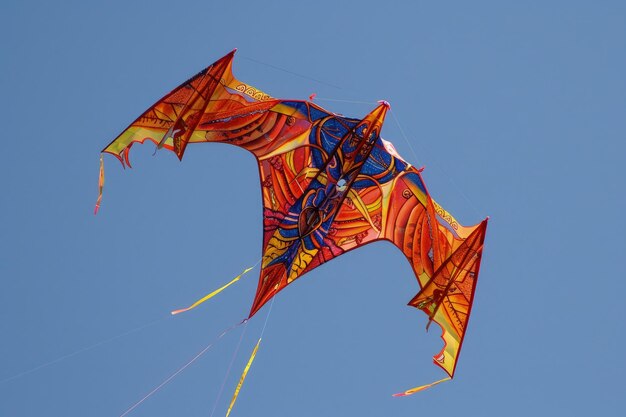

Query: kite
99,49,488,394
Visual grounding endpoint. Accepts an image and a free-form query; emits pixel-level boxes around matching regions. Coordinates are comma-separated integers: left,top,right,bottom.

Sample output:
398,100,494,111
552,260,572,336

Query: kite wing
102,50,489,381
382,168,489,377
103,49,283,164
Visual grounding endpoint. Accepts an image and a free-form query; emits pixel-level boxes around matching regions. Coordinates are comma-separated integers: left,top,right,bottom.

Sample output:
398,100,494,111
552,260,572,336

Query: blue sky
1,1,625,416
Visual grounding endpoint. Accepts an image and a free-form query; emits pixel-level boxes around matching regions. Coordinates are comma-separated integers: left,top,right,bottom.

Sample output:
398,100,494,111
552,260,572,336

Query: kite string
118,257,264,417
222,295,277,417
259,294,276,338
239,55,343,90
0,316,167,385
313,97,376,105
240,54,378,105
208,321,248,417
389,108,482,218
118,320,244,417
389,109,423,167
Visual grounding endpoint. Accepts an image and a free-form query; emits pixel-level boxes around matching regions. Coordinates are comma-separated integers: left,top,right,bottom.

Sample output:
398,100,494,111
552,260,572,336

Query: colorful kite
100,49,488,393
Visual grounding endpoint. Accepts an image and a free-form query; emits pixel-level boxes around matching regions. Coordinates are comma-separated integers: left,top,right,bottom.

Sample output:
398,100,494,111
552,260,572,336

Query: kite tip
377,100,391,108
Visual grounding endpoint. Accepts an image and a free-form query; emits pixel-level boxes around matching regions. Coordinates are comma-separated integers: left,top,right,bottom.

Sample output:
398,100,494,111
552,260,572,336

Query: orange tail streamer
392,377,451,397
94,154,105,215
171,267,254,315
225,338,261,417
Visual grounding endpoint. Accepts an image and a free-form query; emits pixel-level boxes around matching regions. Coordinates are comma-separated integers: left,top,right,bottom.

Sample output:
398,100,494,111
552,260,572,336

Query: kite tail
392,377,451,397
171,267,255,315
225,338,262,417
94,155,104,215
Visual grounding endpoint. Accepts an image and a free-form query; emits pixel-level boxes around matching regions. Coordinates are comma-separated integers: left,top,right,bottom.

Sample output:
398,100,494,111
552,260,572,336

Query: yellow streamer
392,377,451,397
94,154,104,215
226,338,261,417
171,267,254,315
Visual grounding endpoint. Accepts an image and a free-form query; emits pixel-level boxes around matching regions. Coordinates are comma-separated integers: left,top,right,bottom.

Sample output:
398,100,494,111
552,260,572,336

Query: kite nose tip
378,100,391,108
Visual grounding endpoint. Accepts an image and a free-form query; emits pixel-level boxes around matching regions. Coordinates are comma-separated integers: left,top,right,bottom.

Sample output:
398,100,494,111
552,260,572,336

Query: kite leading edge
99,49,489,396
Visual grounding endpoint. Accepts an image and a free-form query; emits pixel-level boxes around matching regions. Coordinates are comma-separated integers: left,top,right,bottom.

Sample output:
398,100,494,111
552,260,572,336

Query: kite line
240,54,343,90
390,108,482,218
118,319,246,417
208,322,249,417
0,316,167,385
